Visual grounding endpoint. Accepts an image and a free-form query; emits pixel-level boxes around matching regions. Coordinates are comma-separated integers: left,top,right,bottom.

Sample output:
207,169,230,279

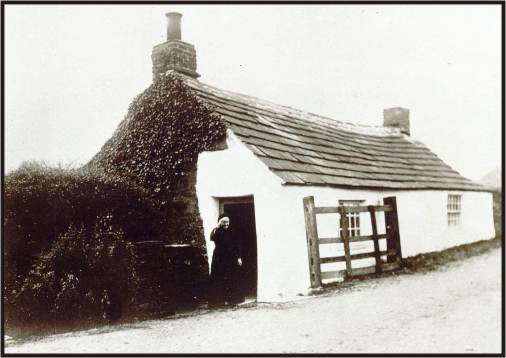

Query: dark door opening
220,197,258,298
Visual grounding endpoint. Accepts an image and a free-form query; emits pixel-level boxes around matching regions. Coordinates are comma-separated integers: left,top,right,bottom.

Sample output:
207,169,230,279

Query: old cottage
93,13,495,302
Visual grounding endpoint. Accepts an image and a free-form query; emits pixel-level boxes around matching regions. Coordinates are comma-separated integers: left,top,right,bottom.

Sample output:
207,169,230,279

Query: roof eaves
280,181,490,192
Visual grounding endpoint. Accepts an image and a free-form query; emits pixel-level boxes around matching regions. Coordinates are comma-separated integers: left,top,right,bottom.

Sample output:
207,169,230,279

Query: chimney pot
166,12,182,41
383,107,410,135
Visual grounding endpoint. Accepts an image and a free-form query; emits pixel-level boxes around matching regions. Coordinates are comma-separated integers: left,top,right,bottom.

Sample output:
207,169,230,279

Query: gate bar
338,205,352,277
303,196,322,288
368,205,382,273
383,196,403,264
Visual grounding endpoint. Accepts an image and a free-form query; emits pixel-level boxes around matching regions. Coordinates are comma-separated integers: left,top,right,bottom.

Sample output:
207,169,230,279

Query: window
447,194,462,226
339,200,365,237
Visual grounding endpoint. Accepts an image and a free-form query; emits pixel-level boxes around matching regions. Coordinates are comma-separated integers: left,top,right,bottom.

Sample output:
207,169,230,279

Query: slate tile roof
184,77,485,191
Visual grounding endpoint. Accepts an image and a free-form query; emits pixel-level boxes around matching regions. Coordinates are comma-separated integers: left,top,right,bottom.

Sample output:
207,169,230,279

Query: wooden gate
303,196,403,288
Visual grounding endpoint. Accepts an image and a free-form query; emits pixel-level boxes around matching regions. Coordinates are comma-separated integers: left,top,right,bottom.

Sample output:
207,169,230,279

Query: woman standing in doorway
208,214,243,308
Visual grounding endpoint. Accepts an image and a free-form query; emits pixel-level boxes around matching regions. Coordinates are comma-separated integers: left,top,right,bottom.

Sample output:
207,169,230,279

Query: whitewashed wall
196,131,496,301
196,130,290,302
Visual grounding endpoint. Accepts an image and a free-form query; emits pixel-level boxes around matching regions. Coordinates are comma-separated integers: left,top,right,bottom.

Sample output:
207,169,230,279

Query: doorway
219,196,258,298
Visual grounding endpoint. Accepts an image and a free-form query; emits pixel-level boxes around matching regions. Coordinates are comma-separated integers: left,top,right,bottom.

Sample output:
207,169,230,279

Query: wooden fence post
383,196,402,263
338,206,352,277
303,196,322,288
368,205,382,273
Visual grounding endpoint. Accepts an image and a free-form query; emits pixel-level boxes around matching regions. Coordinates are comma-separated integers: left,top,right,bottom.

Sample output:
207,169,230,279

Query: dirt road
5,248,502,354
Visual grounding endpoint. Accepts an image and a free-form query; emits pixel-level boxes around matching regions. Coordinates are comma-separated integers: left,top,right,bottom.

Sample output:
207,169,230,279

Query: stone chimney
383,107,410,135
151,12,200,80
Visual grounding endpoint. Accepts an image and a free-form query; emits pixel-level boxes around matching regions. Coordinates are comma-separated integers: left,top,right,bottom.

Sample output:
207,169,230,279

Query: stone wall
152,41,199,80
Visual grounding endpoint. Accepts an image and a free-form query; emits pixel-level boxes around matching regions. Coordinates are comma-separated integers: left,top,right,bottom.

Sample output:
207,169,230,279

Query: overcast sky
4,4,502,181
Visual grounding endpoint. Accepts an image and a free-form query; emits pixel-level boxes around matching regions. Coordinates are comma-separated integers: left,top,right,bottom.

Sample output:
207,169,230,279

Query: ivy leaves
90,73,226,201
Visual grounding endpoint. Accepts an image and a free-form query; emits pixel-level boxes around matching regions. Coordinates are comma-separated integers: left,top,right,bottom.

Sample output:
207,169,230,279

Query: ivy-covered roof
86,73,226,200
182,75,485,191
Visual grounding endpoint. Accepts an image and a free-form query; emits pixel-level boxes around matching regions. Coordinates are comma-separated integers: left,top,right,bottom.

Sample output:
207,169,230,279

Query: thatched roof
182,75,485,191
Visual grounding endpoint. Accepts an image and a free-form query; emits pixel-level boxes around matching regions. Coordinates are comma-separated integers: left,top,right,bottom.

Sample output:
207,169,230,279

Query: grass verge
314,236,502,293
401,236,502,273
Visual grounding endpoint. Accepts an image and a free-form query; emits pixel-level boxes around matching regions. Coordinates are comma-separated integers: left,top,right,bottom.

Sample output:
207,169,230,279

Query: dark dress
209,227,243,306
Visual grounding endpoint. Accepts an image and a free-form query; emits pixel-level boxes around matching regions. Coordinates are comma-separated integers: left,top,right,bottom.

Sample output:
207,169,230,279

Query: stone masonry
152,41,200,80
383,107,410,135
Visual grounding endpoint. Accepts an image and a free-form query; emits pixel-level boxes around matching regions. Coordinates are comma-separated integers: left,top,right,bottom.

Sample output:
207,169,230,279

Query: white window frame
339,200,365,237
447,194,462,227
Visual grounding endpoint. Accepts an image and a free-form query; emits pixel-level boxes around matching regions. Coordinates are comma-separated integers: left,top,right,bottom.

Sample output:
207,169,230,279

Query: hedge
3,162,163,327
5,223,139,328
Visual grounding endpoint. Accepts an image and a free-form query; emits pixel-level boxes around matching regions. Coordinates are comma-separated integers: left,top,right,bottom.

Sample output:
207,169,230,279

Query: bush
4,162,163,288
5,221,139,328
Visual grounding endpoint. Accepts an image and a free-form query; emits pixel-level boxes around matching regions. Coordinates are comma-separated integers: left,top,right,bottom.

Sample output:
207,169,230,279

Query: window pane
339,200,364,236
447,194,462,226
